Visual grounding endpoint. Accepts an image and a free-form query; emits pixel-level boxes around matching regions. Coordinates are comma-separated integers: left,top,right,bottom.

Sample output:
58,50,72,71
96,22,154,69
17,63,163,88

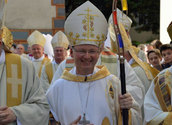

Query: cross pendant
79,113,90,125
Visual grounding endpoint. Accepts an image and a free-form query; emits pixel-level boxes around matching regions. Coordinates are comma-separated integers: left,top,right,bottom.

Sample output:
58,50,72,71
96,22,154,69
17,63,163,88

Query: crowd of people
0,1,172,125
138,40,172,72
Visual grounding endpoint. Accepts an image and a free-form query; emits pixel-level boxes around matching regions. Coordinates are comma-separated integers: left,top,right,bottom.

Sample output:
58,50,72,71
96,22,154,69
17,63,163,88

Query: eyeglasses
73,48,99,55
32,48,42,51
54,49,65,53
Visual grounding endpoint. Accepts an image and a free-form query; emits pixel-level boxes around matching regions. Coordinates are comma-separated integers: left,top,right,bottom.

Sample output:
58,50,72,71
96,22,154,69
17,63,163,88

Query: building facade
3,0,65,49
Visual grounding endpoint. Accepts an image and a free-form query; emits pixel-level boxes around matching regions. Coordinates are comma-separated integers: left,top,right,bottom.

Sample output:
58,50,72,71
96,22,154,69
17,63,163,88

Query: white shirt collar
32,55,45,62
52,60,58,65
0,50,5,64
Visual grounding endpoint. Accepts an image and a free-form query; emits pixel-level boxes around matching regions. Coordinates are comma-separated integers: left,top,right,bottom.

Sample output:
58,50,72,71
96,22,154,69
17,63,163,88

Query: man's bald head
16,44,25,55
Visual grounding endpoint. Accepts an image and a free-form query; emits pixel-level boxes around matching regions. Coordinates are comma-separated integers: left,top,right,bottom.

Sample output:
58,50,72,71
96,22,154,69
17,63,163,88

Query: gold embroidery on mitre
51,31,69,49
67,7,106,46
101,117,111,125
27,30,46,47
78,8,97,39
1,26,13,52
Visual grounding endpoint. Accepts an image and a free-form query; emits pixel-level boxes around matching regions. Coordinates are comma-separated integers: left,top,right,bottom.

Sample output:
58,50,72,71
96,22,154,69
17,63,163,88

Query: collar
0,50,5,64
32,55,45,62
61,65,110,82
71,66,98,76
52,60,59,65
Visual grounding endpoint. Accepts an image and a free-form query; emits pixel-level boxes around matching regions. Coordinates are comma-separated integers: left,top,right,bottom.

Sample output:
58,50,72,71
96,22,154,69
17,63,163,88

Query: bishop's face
16,45,25,55
31,44,44,59
54,47,67,64
71,44,100,75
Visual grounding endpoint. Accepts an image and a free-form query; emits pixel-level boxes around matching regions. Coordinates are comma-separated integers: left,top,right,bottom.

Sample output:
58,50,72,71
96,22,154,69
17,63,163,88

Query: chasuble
144,66,172,125
0,50,49,125
51,48,145,112
40,60,59,92
131,61,159,92
31,55,50,78
47,66,142,125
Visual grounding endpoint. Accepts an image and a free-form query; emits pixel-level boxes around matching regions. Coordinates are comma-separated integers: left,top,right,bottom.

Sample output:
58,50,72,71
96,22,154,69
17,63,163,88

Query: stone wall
3,0,65,47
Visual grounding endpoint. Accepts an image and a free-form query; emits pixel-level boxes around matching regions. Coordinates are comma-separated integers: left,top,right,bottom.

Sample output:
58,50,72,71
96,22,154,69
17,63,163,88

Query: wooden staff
112,0,128,125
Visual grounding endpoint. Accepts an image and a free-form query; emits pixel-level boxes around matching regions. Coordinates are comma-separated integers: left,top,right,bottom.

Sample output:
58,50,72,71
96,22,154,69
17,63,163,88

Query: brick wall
51,0,65,34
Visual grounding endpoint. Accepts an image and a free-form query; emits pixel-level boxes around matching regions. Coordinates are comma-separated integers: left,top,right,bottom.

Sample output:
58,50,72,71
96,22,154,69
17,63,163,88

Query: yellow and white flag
121,0,128,11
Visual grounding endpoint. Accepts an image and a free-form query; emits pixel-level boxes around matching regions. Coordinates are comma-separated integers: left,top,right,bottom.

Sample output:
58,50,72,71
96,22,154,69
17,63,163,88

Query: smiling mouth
82,62,91,64
81,60,92,63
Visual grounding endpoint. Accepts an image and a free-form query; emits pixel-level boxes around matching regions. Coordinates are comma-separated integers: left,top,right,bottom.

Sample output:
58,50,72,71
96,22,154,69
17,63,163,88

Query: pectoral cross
79,113,90,125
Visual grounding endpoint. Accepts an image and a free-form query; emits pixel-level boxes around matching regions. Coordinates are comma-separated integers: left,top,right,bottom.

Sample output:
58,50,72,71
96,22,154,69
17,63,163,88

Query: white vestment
128,58,153,92
144,66,172,125
20,53,29,60
0,50,49,125
137,49,147,62
40,60,59,92
52,51,145,109
51,56,72,81
31,55,45,75
132,66,152,92
47,66,141,125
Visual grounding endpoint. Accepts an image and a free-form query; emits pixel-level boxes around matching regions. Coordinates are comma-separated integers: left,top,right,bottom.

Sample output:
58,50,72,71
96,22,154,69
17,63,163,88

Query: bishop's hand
0,106,16,124
119,93,133,109
70,115,94,125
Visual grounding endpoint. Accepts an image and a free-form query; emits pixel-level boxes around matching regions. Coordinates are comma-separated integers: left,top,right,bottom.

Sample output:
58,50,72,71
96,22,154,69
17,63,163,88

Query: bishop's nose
83,52,91,58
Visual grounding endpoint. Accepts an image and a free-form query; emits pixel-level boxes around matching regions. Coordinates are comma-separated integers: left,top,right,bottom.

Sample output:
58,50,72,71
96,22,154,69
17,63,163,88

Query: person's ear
160,57,162,61
99,43,104,53
0,38,3,47
64,49,68,57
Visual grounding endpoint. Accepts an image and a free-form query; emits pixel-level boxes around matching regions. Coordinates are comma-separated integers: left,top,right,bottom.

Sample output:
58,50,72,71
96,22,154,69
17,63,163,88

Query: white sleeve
144,82,168,124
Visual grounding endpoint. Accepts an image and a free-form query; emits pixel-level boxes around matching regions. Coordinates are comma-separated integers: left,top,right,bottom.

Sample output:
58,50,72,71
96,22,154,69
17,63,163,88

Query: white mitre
105,8,132,48
104,31,111,48
27,30,46,47
43,34,54,60
51,31,69,49
64,1,108,47
108,8,132,31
